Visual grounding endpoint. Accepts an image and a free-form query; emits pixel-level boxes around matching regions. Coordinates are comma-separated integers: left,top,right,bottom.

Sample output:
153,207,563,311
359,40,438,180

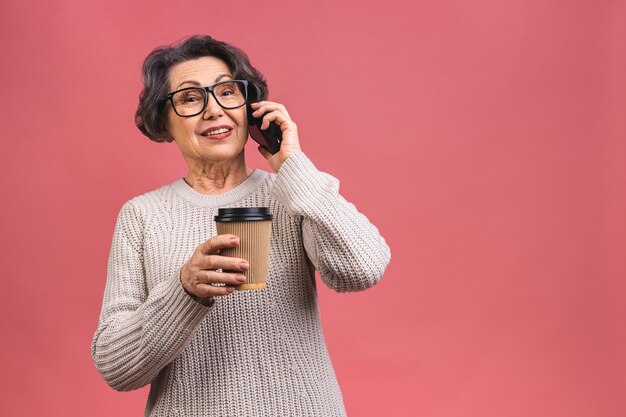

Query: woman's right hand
180,234,248,300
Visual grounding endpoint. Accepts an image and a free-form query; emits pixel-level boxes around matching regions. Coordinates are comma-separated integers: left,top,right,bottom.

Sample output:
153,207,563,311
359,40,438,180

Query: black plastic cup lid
214,207,272,222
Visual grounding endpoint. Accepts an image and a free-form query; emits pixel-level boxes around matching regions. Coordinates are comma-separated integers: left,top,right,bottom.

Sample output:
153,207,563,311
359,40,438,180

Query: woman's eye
184,95,201,102
174,90,204,106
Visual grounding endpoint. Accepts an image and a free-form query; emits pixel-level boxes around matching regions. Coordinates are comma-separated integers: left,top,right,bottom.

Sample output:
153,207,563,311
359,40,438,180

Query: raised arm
271,153,391,292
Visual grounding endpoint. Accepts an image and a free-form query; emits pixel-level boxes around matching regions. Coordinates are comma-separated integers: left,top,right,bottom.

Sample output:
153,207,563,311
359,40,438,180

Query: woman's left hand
250,101,302,172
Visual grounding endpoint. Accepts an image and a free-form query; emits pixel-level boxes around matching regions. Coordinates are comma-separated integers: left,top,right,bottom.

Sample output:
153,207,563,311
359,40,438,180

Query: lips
199,125,234,140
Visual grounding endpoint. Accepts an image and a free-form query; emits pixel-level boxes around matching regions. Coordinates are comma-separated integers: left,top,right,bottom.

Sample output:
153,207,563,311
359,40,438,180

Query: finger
195,283,237,297
200,234,240,255
260,111,292,130
251,102,289,119
202,254,250,272
200,270,246,286
250,100,280,111
251,103,277,119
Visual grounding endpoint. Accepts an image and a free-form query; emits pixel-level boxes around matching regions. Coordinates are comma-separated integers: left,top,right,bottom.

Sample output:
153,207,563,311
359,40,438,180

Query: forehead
168,56,232,88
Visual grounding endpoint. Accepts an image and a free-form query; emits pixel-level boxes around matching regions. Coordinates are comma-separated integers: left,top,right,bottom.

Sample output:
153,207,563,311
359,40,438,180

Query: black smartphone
247,103,282,154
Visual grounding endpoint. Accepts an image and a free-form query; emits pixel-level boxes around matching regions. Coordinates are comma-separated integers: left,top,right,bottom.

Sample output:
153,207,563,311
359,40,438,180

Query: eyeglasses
165,79,249,117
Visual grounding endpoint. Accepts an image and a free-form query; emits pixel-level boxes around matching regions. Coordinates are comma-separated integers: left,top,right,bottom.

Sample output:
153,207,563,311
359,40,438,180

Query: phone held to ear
247,103,282,155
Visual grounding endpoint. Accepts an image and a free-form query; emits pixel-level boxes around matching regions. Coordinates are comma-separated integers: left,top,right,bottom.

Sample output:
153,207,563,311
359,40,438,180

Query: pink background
1,0,625,416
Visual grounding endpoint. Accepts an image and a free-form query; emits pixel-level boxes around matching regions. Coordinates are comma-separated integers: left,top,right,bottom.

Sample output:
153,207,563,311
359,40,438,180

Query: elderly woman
92,35,390,417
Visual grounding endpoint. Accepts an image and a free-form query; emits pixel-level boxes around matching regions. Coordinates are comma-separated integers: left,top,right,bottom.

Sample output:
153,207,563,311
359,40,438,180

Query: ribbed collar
169,169,268,208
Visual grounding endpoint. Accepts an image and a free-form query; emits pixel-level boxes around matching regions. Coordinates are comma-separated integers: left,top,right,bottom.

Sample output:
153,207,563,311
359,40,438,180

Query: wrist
275,150,302,172
179,268,214,306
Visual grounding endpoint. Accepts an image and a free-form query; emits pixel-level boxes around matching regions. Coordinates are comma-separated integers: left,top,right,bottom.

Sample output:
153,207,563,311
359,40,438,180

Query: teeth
205,128,230,136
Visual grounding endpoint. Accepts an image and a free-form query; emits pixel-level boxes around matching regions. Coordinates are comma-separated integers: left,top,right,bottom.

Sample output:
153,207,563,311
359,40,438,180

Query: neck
184,154,252,195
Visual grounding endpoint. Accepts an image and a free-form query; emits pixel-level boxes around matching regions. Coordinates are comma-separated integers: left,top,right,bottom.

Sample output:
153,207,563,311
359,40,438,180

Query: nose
202,92,224,119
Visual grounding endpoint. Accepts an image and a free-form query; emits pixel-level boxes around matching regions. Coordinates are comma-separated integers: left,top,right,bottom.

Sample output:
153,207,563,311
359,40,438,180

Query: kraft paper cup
215,207,272,290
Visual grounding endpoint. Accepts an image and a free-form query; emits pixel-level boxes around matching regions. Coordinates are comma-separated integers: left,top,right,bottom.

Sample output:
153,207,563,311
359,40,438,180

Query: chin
197,142,246,162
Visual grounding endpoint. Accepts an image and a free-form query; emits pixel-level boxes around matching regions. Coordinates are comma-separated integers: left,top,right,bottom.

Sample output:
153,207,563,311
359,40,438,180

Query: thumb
257,145,271,159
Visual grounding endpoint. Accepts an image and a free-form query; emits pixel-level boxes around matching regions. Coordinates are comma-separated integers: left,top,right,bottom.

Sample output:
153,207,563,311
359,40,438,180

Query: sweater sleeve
91,201,213,391
271,152,391,292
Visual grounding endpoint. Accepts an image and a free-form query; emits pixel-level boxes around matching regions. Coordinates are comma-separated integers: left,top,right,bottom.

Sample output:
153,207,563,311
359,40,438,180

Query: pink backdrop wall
1,0,625,416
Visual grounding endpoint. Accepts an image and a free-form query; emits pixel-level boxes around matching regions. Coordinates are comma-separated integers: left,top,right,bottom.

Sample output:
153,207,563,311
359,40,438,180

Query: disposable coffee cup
214,207,273,290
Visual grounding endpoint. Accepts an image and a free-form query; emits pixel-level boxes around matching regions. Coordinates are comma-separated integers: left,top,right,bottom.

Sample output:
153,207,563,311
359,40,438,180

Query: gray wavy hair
135,35,268,142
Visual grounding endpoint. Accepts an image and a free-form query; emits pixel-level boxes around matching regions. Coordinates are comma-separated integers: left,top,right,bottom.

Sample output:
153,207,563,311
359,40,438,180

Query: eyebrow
175,74,233,89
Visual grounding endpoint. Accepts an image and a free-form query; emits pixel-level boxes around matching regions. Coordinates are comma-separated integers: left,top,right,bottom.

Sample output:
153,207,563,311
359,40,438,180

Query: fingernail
230,237,239,245
240,261,249,270
236,275,246,283
226,287,236,293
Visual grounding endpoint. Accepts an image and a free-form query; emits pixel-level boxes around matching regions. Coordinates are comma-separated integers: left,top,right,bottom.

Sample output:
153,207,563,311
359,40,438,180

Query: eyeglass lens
171,81,246,116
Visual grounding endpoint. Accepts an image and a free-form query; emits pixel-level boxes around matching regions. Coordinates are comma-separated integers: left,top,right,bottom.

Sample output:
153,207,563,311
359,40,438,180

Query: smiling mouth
201,127,232,137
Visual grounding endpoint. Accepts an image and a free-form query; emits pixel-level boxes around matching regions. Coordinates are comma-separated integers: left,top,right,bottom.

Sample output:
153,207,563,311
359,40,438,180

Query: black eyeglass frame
165,79,249,117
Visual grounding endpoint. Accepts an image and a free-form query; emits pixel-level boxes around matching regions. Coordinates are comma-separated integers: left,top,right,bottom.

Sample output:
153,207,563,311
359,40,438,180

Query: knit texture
92,152,391,417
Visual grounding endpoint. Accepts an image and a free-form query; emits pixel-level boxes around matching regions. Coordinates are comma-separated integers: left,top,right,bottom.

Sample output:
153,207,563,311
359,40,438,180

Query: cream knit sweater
92,153,391,416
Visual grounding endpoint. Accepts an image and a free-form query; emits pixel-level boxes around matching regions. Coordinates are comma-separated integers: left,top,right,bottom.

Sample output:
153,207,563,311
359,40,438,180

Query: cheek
239,118,249,139
167,115,198,140
233,109,249,132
